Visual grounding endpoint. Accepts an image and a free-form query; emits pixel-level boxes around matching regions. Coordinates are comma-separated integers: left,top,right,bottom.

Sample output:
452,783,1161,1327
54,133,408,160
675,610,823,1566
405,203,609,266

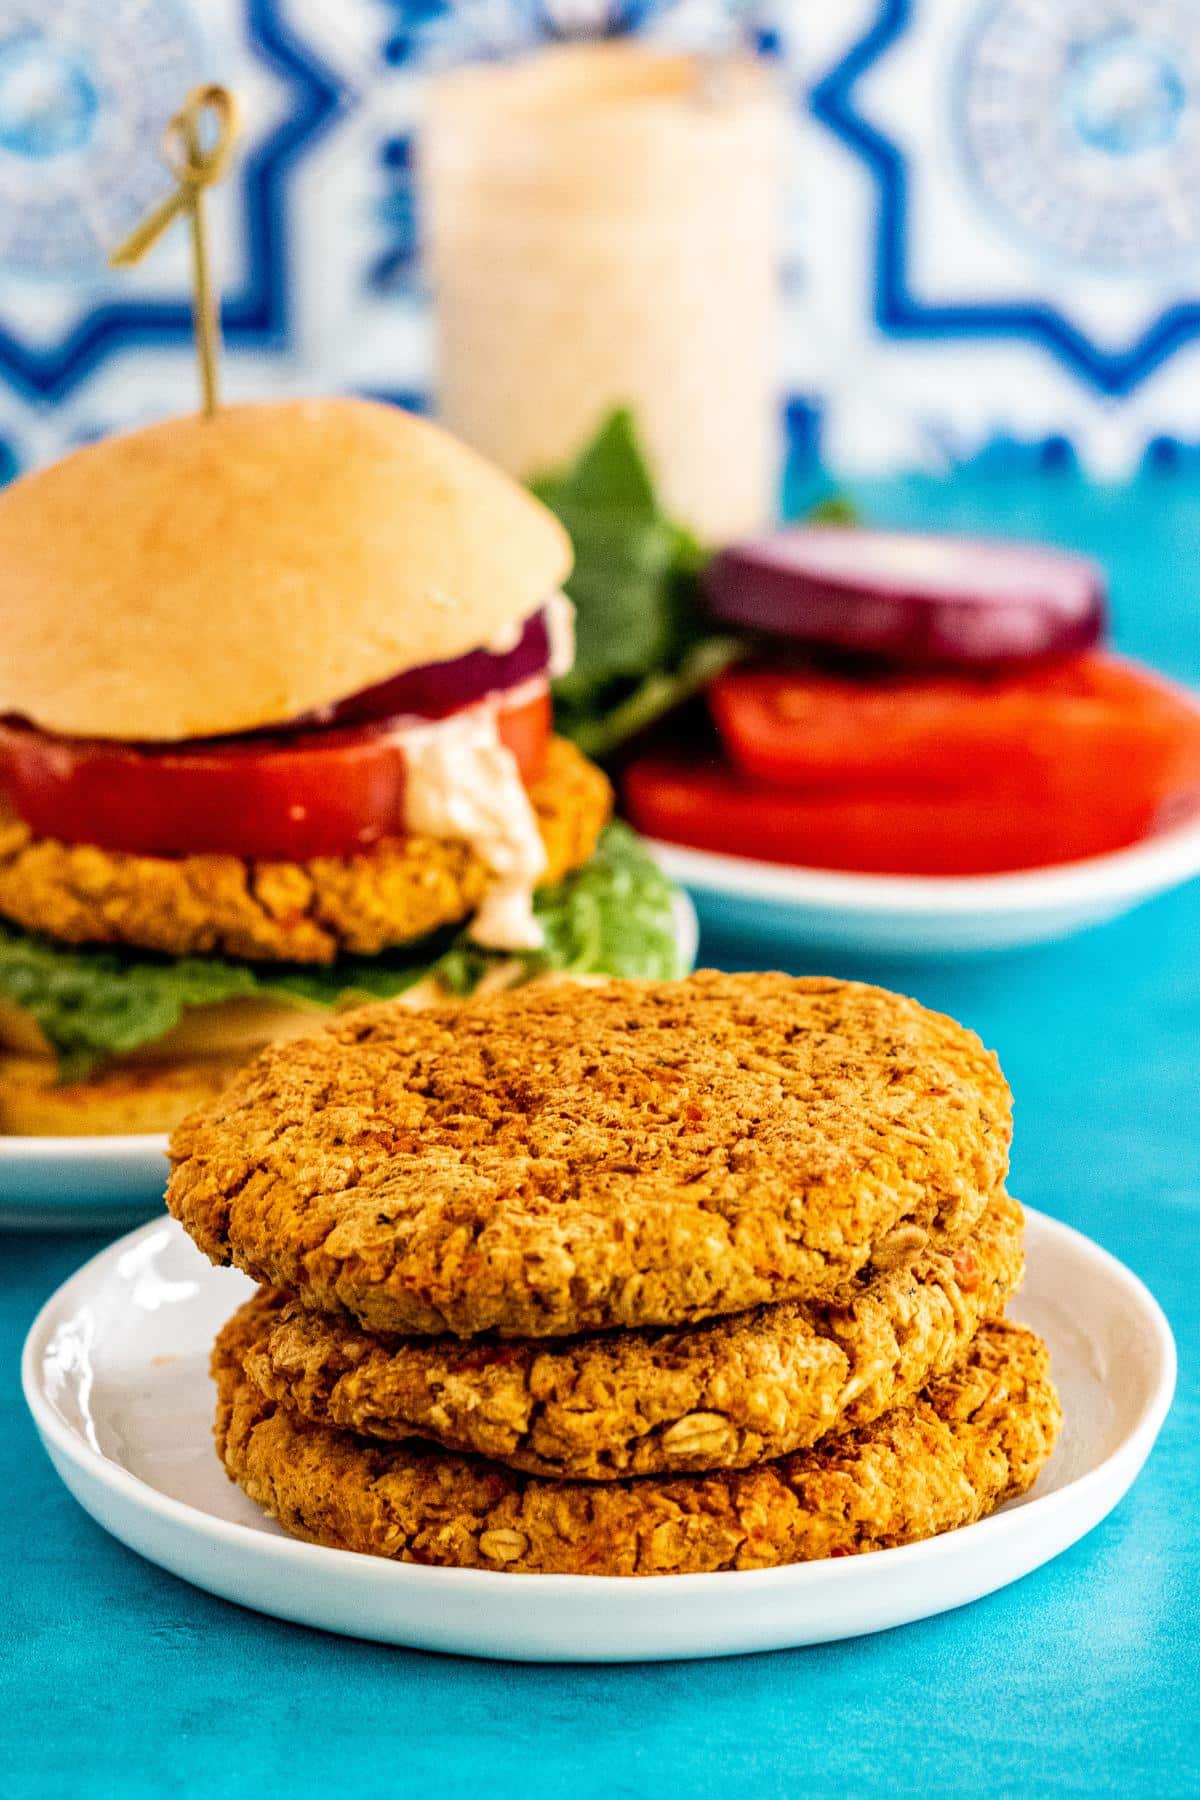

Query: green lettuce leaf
534,412,861,757
0,823,686,1080
532,410,742,758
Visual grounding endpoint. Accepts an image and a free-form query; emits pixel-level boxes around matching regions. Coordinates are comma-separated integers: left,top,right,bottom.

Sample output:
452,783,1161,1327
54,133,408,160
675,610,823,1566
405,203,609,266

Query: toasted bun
0,994,337,1135
0,992,333,1064
0,398,573,741
0,1053,244,1136
0,992,338,1136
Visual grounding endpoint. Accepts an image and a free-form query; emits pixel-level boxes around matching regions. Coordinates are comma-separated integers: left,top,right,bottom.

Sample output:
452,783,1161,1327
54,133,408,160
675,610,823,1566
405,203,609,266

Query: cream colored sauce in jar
420,42,783,543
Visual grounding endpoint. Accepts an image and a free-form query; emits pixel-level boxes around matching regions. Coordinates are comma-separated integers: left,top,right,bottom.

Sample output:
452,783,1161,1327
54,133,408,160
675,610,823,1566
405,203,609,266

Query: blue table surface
3,472,1199,1798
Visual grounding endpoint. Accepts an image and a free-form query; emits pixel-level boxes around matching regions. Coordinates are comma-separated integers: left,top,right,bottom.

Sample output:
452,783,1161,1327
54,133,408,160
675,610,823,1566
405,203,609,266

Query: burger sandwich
0,398,687,1135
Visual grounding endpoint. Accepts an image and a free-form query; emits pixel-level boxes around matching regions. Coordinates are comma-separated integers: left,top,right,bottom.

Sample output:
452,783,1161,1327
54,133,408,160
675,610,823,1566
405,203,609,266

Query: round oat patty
0,736,609,963
169,972,1012,1337
214,1308,1059,1576
242,1194,1024,1479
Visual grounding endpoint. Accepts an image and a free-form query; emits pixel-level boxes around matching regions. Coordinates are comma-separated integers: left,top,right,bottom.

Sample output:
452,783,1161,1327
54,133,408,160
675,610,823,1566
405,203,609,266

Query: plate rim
646,809,1200,917
21,1206,1177,1600
0,1130,170,1163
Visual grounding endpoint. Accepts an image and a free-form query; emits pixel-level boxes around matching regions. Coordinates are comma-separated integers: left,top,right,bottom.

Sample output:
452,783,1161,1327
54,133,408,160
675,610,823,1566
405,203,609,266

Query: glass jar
420,41,783,540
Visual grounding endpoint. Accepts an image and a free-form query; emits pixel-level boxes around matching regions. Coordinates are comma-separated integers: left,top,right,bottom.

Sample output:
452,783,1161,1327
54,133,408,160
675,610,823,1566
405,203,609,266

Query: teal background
3,475,1199,1797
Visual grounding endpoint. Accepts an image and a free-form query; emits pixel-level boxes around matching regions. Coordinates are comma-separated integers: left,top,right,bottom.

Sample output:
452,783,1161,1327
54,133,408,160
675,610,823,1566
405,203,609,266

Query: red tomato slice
0,688,550,863
709,654,1200,810
623,745,1200,877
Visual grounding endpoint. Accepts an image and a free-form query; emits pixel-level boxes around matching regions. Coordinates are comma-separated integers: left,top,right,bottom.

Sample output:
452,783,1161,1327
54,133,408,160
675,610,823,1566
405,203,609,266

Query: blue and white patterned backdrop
0,0,1199,483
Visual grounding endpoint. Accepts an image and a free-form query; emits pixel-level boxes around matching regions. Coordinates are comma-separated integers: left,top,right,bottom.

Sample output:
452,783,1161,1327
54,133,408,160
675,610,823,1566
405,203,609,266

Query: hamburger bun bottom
0,992,341,1136
0,1053,245,1137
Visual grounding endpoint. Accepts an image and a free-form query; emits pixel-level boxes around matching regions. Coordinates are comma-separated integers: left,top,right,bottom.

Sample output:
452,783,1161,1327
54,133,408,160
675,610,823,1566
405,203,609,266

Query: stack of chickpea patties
167,971,1060,1577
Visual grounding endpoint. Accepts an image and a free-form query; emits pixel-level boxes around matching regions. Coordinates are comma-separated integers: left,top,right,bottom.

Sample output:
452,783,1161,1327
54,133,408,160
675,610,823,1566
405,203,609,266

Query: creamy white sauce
399,594,572,950
484,615,526,655
309,595,574,949
543,591,576,679
401,688,548,950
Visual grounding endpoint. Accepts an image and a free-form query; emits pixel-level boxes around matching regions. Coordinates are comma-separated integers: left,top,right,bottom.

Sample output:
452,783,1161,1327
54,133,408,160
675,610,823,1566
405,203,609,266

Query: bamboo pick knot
164,85,240,194
109,86,240,269
108,84,241,416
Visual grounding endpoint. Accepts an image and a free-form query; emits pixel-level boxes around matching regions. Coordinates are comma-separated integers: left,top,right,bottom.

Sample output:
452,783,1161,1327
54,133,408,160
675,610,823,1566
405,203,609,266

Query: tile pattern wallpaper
0,0,1197,479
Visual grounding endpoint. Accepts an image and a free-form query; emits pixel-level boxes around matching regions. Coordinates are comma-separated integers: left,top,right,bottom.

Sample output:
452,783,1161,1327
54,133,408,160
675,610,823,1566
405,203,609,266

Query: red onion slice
318,608,552,727
704,529,1107,669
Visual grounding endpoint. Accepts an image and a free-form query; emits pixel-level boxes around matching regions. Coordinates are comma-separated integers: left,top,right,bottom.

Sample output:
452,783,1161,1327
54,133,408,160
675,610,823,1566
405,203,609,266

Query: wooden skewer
109,85,241,417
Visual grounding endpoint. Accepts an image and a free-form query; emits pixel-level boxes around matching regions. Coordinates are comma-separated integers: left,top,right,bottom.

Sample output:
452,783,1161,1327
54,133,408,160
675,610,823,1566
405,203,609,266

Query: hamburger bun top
0,398,573,741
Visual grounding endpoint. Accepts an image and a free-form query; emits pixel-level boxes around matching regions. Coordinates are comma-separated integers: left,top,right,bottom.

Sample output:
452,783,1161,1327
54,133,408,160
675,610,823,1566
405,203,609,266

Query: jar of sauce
420,41,783,541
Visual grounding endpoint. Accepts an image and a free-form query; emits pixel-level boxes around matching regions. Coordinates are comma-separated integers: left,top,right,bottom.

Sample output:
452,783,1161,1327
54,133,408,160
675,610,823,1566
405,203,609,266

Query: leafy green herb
534,411,859,755
522,819,685,983
533,410,741,757
805,493,861,526
0,825,685,1080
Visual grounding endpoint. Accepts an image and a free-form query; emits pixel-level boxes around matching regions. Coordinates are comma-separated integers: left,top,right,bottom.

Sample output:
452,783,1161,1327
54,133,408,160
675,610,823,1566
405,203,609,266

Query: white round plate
23,1208,1174,1663
651,809,1200,956
0,891,699,1231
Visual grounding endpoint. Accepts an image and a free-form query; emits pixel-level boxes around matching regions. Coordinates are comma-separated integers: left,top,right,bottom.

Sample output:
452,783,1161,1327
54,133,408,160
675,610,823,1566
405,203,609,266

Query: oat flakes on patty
169,972,1012,1337
0,736,609,963
214,1309,1059,1576
242,1193,1024,1480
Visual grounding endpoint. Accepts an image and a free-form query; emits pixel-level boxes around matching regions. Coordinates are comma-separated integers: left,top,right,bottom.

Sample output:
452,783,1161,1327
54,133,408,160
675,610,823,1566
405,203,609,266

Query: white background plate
22,1208,1174,1663
652,811,1200,956
0,891,700,1230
